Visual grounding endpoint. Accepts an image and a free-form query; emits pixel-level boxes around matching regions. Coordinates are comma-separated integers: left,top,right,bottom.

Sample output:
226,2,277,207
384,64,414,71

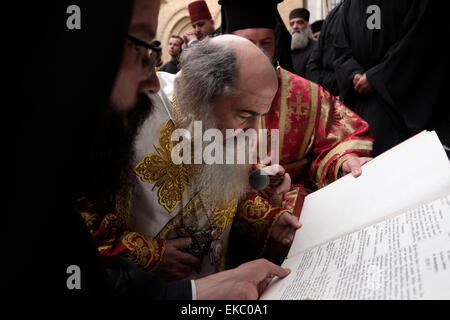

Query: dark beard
84,94,154,202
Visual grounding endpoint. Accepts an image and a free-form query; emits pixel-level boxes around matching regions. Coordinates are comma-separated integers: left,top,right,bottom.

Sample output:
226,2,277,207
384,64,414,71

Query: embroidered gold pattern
121,233,164,271
211,199,238,232
134,119,198,213
316,139,373,187
80,211,98,229
157,193,237,240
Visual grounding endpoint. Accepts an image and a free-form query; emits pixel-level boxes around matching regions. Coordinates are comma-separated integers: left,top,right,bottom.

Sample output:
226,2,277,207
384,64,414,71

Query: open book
260,131,450,300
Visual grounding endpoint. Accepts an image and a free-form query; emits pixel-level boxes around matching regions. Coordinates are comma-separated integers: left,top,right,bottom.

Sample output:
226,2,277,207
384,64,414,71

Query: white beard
189,107,253,209
194,160,251,209
291,29,311,50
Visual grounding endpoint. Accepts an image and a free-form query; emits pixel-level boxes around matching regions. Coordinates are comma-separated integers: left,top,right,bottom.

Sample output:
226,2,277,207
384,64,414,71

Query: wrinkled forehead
290,17,308,24
232,28,275,43
192,18,212,26
169,37,182,44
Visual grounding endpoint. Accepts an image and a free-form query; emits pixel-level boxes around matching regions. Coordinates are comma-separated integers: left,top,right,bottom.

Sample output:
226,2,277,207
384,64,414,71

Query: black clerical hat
289,8,310,22
219,0,283,33
311,20,324,34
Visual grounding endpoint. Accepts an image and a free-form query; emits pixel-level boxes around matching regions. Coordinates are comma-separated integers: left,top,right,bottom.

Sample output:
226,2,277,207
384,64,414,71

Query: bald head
175,35,279,131
210,35,278,101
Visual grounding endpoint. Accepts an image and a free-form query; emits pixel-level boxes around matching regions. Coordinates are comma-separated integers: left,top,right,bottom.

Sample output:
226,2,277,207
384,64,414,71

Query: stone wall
157,0,328,62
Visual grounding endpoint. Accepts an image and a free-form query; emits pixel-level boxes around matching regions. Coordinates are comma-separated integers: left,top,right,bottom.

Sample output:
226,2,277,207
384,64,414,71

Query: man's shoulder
160,61,179,73
280,67,317,88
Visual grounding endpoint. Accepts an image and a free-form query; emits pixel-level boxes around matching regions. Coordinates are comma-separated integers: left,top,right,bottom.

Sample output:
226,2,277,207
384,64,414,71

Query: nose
139,71,160,95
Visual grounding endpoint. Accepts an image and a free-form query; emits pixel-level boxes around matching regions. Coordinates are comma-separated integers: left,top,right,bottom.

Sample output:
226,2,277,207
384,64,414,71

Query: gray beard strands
192,108,252,208
291,29,311,50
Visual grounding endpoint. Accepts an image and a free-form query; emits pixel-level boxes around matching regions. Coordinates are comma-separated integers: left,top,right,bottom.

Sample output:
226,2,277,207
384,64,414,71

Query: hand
271,212,302,246
195,259,291,299
183,29,197,44
354,73,374,94
265,212,302,263
341,157,372,177
262,164,292,195
152,237,201,280
353,73,363,89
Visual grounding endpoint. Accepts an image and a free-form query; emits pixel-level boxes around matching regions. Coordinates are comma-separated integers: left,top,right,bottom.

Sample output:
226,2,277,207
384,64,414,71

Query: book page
289,131,450,257
261,195,450,300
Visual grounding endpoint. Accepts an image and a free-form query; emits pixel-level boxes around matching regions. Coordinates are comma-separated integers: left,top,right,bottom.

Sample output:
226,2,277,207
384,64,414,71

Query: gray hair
174,38,238,119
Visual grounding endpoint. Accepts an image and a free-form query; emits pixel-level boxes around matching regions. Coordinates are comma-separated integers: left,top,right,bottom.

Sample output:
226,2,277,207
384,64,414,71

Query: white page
261,195,450,300
288,131,450,257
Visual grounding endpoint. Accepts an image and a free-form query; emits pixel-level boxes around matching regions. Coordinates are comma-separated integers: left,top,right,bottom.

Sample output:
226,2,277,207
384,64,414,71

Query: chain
171,94,218,234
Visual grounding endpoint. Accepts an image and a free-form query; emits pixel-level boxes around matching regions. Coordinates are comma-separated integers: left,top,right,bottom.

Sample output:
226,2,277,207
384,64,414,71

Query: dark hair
170,35,184,45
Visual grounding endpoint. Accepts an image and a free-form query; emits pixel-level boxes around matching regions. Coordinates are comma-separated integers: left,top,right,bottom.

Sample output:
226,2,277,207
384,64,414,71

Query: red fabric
188,1,212,23
230,68,373,263
266,68,373,187
77,198,165,272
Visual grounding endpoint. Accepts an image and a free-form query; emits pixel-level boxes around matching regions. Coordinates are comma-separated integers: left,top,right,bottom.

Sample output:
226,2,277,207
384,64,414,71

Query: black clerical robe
334,0,449,156
306,2,345,96
8,0,192,300
291,39,317,78
160,61,180,74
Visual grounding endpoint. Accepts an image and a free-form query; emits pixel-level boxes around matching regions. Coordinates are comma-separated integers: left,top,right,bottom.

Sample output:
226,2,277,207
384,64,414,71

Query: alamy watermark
66,265,81,290
367,5,381,30
66,5,81,30
170,121,279,165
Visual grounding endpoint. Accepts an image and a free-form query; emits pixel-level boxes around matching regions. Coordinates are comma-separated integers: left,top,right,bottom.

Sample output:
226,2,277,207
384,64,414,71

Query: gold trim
260,114,266,130
334,154,356,180
278,68,289,158
283,158,310,171
261,209,289,255
151,245,166,271
316,139,373,186
257,115,266,162
297,82,318,160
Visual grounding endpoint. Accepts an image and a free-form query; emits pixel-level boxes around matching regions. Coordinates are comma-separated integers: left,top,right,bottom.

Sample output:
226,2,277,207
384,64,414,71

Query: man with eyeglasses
10,0,289,299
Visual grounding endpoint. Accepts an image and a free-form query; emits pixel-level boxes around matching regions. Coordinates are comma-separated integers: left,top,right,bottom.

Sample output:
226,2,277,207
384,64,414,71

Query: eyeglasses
127,34,162,76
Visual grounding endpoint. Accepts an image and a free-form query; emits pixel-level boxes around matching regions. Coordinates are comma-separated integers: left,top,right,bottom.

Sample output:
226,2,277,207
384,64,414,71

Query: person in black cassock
219,0,294,73
333,0,450,156
310,20,324,40
306,1,345,96
7,0,289,299
288,8,317,78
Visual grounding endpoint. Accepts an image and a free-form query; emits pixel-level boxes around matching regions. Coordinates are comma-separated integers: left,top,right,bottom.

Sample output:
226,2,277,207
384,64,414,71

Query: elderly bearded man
288,8,318,78
219,0,374,265
83,35,291,281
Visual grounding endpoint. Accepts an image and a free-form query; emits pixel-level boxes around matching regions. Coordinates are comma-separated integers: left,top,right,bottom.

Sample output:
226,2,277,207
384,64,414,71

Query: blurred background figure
306,2,345,97
288,8,317,77
333,0,449,156
310,19,323,40
183,0,218,48
159,35,183,74
220,0,294,73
